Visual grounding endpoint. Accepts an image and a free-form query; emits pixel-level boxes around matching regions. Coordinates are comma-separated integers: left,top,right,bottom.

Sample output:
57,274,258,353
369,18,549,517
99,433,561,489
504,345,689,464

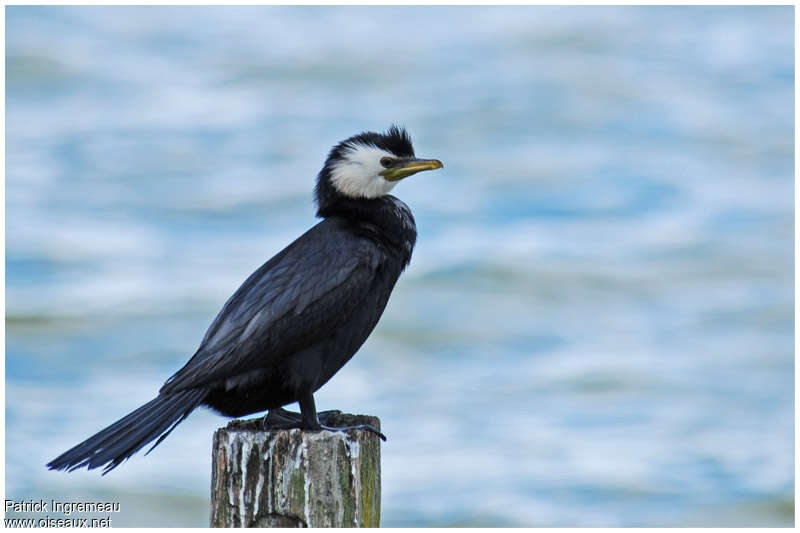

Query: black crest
327,125,415,163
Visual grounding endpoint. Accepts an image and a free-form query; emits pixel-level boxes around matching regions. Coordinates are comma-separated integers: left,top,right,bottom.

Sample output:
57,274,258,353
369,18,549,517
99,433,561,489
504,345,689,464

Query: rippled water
6,6,794,527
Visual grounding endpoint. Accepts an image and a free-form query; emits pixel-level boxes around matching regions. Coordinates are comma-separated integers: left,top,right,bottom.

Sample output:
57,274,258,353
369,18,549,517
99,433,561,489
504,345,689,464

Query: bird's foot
262,408,385,441
262,408,297,430
262,408,342,430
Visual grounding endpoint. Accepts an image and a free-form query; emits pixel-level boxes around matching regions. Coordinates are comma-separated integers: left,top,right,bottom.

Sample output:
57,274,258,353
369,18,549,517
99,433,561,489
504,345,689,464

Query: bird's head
315,125,442,216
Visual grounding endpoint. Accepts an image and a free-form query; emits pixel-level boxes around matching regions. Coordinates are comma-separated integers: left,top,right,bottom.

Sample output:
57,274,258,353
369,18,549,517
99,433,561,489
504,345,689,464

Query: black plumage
47,126,442,473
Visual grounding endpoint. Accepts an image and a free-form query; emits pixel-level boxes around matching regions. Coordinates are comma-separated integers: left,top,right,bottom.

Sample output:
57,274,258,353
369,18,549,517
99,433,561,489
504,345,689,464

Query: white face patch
329,142,398,199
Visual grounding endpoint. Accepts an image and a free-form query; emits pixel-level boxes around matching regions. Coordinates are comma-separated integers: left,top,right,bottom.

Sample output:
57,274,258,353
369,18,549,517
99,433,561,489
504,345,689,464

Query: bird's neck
320,195,417,264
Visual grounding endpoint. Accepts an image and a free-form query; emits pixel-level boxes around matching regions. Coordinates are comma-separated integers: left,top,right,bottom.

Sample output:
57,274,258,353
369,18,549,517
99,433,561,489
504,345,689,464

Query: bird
47,125,442,474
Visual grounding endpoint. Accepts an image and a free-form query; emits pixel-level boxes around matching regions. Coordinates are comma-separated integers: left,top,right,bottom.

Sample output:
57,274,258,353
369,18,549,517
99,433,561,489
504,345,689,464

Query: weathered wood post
210,413,381,527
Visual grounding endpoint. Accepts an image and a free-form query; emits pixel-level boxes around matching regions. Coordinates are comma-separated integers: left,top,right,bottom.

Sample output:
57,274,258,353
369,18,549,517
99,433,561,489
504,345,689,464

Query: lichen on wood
210,414,381,528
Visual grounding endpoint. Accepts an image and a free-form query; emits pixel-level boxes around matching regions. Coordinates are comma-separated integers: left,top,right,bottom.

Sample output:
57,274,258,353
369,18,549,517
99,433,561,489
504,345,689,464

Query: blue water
5,6,794,527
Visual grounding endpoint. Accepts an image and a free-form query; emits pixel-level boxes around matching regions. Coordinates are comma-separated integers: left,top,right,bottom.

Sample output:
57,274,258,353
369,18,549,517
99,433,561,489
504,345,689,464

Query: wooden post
210,414,381,528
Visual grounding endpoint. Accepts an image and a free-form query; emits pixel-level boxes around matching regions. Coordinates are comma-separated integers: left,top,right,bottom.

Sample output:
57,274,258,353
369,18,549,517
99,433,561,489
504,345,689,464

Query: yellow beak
381,158,443,182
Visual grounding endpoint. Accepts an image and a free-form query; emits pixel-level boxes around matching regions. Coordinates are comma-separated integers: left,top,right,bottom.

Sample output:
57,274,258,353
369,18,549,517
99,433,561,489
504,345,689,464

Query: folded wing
160,219,381,394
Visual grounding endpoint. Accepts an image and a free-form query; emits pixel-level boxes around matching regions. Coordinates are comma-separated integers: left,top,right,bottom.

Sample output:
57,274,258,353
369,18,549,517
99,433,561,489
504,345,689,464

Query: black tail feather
47,389,207,474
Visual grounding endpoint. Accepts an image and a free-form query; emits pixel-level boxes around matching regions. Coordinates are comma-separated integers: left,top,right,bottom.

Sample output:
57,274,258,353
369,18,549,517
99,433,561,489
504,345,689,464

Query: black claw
262,406,385,441
316,409,343,425
263,408,303,430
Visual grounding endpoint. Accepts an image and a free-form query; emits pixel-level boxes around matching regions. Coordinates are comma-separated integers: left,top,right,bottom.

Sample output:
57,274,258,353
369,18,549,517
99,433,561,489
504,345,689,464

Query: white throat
329,142,397,199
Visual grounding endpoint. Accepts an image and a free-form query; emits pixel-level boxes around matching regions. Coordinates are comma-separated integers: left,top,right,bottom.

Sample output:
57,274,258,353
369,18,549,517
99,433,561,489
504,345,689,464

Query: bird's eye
380,157,393,168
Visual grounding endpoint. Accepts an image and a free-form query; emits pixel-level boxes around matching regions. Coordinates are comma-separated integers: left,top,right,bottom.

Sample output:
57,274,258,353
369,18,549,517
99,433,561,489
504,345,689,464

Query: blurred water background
5,5,794,527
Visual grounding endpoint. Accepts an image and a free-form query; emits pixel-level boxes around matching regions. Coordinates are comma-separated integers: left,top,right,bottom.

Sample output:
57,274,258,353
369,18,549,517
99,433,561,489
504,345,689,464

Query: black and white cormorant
47,126,442,474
